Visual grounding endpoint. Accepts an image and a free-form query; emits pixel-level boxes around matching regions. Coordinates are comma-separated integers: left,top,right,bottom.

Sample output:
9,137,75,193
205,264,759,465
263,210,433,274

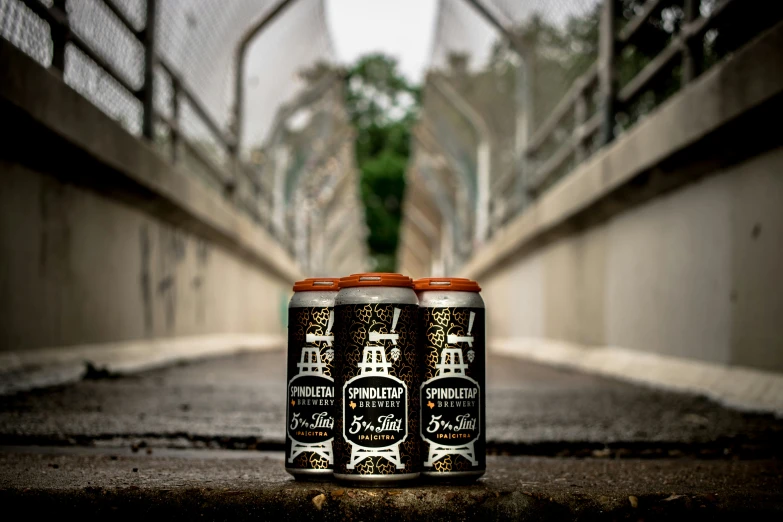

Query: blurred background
1,1,783,505
1,0,781,381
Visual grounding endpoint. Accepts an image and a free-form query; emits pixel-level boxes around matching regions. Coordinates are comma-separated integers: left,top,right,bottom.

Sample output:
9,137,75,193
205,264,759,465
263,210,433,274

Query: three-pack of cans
285,273,485,485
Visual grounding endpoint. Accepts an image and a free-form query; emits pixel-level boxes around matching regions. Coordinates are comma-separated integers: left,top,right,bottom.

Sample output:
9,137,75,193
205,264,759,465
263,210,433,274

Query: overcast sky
325,0,439,84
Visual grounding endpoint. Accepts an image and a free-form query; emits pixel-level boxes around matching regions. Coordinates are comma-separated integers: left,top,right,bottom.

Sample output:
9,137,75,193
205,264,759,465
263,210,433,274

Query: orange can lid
413,277,481,292
339,273,414,289
292,277,340,292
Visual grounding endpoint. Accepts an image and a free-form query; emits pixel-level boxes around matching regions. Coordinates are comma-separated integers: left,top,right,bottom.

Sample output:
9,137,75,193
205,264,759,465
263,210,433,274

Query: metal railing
401,0,779,276
2,0,369,274
522,0,743,198
464,0,774,231
14,0,284,233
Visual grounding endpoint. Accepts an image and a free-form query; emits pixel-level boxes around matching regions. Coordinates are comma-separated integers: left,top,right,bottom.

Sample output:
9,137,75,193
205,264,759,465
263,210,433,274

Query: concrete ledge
492,338,783,416
1,450,781,520
0,40,301,284
0,335,283,395
463,20,783,281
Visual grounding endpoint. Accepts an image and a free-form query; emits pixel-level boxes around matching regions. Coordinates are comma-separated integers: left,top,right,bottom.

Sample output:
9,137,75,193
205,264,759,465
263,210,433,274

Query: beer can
415,278,485,481
285,277,340,480
333,273,420,485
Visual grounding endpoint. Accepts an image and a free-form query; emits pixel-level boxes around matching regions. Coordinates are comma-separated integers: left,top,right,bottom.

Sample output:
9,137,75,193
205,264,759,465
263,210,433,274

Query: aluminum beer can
285,277,340,480
415,278,485,480
333,273,420,484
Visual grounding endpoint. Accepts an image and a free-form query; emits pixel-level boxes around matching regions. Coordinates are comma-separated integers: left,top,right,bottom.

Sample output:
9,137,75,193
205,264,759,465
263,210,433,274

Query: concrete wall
0,40,300,353
0,161,289,350
481,147,783,371
467,21,783,373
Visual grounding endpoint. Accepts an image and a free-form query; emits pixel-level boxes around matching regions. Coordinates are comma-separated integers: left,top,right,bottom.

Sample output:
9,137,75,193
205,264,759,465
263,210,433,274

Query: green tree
344,54,420,272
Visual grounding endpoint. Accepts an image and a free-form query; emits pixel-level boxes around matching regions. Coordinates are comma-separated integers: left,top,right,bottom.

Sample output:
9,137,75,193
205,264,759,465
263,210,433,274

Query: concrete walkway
1,351,782,519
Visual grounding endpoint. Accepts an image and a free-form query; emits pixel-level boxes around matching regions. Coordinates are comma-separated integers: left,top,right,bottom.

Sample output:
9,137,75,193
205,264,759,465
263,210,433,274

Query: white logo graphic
287,310,334,464
447,311,476,366
422,310,480,467
343,307,408,470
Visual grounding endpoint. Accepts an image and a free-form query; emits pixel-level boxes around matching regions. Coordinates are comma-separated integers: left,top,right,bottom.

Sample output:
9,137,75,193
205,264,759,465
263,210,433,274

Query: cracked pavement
1,351,782,519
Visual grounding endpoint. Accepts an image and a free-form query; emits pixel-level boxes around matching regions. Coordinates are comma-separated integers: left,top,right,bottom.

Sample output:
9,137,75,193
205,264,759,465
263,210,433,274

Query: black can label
334,303,419,476
285,306,335,471
420,307,485,473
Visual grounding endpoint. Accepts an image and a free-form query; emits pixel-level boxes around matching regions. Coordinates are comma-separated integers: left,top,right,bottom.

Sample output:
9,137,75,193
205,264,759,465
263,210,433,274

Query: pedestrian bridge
1,0,782,412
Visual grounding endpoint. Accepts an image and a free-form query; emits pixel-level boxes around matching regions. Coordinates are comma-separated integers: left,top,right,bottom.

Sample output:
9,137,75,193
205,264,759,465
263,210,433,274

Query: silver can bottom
286,468,333,482
421,470,485,482
334,472,419,486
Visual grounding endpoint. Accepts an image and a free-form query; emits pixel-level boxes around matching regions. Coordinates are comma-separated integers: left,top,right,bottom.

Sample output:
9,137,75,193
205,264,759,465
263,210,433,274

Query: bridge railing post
598,0,617,146
682,0,703,84
50,0,67,75
141,0,156,141
574,88,589,164
169,74,180,164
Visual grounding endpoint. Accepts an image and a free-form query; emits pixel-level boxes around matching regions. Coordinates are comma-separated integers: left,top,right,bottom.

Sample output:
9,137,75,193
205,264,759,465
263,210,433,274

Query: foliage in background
344,54,420,272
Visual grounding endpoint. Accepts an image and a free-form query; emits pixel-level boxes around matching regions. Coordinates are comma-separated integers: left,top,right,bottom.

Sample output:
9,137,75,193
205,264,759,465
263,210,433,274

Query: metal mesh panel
432,0,601,136
155,0,272,136
64,42,143,134
240,0,335,151
108,0,144,30
63,0,145,135
0,0,52,67
67,0,144,89
431,1,492,71
155,0,335,153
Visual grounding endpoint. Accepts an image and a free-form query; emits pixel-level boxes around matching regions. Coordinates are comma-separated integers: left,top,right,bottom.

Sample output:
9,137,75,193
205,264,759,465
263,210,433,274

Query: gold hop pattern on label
430,454,472,472
369,320,387,335
375,304,391,323
351,325,367,345
309,454,329,470
293,325,305,343
447,323,466,339
404,344,418,365
433,455,453,472
312,308,330,326
357,305,372,322
454,456,471,471
376,460,395,475
345,349,360,369
292,452,330,470
356,459,374,475
427,325,445,346
432,308,450,326
425,351,439,381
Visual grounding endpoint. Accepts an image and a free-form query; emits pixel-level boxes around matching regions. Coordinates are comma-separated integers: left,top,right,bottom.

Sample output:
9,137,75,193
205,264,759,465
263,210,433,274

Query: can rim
413,277,481,292
339,272,413,289
292,277,340,292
